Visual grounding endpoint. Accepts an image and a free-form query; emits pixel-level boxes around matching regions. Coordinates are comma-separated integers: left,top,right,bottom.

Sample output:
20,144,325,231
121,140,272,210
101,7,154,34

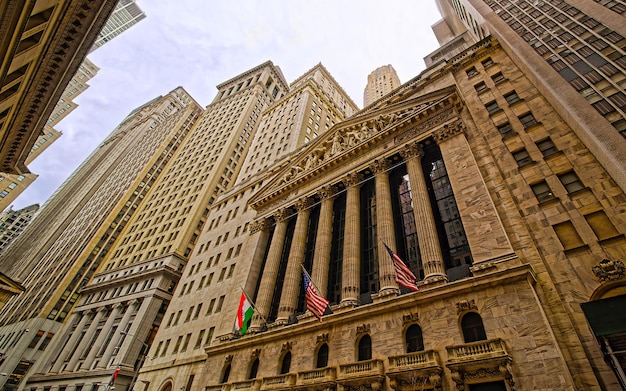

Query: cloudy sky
14,1,442,209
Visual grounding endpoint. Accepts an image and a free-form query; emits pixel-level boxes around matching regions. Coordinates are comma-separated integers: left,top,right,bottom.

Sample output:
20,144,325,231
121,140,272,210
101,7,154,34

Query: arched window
405,324,424,353
358,334,372,361
248,358,259,379
461,312,487,343
280,351,291,374
220,364,231,383
160,382,173,391
316,343,329,368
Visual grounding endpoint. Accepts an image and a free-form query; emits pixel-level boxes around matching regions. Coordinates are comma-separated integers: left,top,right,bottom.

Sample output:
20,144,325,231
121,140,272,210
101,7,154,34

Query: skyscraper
0,87,202,390
90,0,147,53
0,203,39,254
363,65,402,107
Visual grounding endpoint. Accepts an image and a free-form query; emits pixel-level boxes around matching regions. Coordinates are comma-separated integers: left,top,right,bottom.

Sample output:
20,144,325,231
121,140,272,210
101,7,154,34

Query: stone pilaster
250,208,292,330
277,198,313,323
82,304,121,370
341,173,363,306
243,218,272,298
118,297,163,367
50,311,87,373
98,300,138,369
434,120,514,267
312,185,338,297
400,143,447,284
66,307,105,371
371,158,399,297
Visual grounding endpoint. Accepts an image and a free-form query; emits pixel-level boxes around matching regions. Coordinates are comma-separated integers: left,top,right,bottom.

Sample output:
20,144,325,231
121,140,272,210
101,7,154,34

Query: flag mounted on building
301,265,331,321
235,291,255,335
383,241,419,292
108,364,121,386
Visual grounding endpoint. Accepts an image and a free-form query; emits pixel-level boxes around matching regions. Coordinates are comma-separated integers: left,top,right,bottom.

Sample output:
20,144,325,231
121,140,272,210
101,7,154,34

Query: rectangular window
518,112,538,128
38,333,54,351
537,138,558,157
491,72,506,84
161,339,170,357
513,149,532,167
558,171,584,193
585,211,619,241
481,57,494,68
206,298,216,315
497,122,514,138
215,296,225,313
553,221,585,250
28,330,44,349
194,330,205,349
205,327,215,345
531,181,555,203
504,91,521,105
485,100,501,114
466,67,478,77
172,336,183,354
474,82,488,94
180,333,191,352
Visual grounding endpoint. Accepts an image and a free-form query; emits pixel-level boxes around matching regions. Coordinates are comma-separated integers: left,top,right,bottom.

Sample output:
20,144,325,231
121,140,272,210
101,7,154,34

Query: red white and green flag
235,291,254,335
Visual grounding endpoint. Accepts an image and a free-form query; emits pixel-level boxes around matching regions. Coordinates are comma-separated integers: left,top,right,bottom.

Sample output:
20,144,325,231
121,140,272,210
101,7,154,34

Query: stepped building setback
0,1,623,391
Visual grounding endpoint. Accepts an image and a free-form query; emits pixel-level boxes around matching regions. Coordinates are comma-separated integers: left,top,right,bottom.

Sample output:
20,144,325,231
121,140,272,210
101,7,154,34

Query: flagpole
300,264,324,297
239,285,268,324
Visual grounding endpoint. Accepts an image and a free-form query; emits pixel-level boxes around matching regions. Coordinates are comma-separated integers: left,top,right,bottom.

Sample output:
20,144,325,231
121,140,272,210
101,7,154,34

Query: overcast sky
13,1,442,209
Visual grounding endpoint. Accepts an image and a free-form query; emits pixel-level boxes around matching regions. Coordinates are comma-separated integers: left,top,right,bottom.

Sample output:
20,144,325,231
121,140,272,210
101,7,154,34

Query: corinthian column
250,208,292,330
51,311,88,373
341,172,363,306
277,197,313,323
312,185,338,297
400,143,447,284
371,158,399,297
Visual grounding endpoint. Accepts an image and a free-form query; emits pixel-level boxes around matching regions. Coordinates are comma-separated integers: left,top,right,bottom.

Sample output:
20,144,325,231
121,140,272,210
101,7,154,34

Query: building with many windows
90,0,146,52
363,65,402,107
0,203,39,254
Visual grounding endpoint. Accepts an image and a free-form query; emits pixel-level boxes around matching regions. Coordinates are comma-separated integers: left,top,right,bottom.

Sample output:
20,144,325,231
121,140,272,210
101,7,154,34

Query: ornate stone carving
294,197,313,212
456,299,478,314
433,120,465,143
592,258,625,282
402,312,420,325
342,172,364,188
356,323,370,335
317,185,338,201
394,108,455,144
370,158,391,175
399,142,425,161
225,354,233,363
281,341,292,352
251,348,261,358
273,208,293,222
248,218,271,235
316,333,329,343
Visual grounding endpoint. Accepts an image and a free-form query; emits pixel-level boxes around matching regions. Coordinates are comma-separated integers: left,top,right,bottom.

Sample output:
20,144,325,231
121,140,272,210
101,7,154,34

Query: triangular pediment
249,85,461,211
0,271,24,295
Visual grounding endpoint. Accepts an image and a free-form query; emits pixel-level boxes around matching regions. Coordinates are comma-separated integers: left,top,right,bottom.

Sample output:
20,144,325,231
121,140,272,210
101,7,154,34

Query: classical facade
114,39,625,391
363,65,401,107
0,88,201,390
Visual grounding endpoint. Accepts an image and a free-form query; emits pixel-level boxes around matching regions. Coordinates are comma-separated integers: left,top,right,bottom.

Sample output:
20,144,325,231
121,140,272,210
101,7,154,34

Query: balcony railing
446,338,508,363
230,379,261,390
205,385,231,391
260,373,296,389
388,349,440,371
338,359,384,379
297,367,337,384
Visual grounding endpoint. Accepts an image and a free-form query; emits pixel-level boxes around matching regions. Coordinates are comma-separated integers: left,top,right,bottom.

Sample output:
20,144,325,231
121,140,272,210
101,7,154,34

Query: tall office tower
0,88,202,391
434,0,626,192
0,59,98,212
98,36,623,391
363,65,402,107
0,203,39,254
23,62,290,391
90,0,146,53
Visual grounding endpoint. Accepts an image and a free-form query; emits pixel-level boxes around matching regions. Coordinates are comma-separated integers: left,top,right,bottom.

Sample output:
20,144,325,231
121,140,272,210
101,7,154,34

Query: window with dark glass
296,205,320,314
485,100,501,114
268,217,296,322
280,351,291,374
405,325,424,353
221,364,231,383
518,112,538,128
474,82,488,94
497,122,514,138
504,91,521,105
248,358,259,379
327,193,346,305
558,171,585,193
531,181,555,203
360,178,378,299
466,66,478,77
390,165,421,281
491,72,506,84
358,334,372,361
512,149,532,167
536,138,558,157
316,343,329,368
461,312,487,343
481,57,494,68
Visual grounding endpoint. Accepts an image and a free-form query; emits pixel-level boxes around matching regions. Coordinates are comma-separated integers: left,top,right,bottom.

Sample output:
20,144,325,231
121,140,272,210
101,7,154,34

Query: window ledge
538,196,560,206
598,234,625,246
488,108,504,116
564,244,590,254
517,160,537,170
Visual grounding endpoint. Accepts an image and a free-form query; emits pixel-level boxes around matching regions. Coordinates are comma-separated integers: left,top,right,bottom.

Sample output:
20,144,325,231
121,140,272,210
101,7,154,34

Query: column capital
294,197,313,212
97,306,108,313
399,143,424,161
317,185,338,201
370,158,391,175
433,120,465,143
342,172,364,188
249,218,271,235
273,208,293,222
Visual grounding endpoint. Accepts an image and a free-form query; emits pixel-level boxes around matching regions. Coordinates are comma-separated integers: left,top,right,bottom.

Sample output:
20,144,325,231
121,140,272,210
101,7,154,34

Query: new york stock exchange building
131,39,626,391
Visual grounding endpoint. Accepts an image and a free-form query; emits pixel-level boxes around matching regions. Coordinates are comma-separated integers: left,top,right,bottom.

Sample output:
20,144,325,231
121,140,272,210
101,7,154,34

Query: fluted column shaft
118,297,162,367
311,186,337,297
371,159,399,296
242,219,271,298
51,312,87,373
277,198,312,322
66,308,106,371
82,304,122,369
401,143,446,282
341,173,362,306
250,209,292,330
98,300,137,369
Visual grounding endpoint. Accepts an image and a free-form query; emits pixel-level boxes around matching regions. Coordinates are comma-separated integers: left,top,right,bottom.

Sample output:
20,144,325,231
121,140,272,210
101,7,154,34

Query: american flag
383,242,419,292
302,266,330,321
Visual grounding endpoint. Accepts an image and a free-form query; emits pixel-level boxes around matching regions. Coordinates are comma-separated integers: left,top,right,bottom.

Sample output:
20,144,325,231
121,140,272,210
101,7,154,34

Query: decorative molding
316,333,329,343
370,158,391,175
225,354,233,363
456,299,478,314
281,341,292,352
342,172,364,188
356,323,370,335
251,348,261,358
317,185,338,201
433,119,465,144
402,312,420,325
592,259,625,282
399,142,425,161
273,208,293,223
394,108,456,144
248,218,271,235
294,197,313,212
